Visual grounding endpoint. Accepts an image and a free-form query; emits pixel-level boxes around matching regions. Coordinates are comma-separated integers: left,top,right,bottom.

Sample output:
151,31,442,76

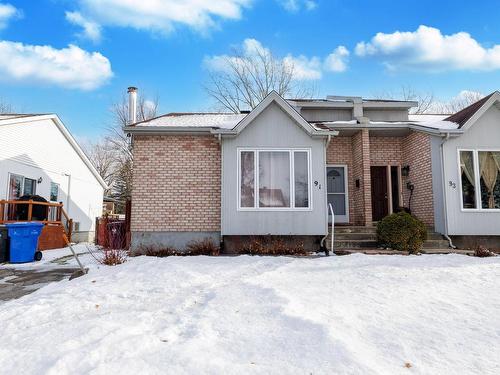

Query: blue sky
1,0,500,139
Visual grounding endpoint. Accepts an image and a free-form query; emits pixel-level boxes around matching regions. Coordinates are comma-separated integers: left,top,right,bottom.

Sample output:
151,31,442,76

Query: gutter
123,125,338,137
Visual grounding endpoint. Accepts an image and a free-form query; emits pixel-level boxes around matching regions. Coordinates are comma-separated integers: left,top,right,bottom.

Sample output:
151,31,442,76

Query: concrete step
332,240,379,249
422,240,451,249
332,249,473,256
334,233,378,241
333,226,377,234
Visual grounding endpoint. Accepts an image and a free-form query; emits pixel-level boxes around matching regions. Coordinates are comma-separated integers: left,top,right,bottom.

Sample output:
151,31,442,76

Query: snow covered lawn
0,253,499,374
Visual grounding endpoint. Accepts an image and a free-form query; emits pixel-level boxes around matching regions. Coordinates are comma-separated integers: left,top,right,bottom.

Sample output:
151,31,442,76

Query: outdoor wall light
37,177,43,184
401,165,410,177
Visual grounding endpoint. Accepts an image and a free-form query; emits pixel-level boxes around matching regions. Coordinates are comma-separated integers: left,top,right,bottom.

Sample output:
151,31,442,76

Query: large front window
459,150,500,210
238,149,311,210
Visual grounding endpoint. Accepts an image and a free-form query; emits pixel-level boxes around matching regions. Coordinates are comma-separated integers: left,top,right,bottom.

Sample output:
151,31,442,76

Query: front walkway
0,244,91,302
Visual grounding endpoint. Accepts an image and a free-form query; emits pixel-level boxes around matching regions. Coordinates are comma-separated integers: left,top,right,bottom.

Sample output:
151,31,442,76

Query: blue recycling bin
6,222,44,263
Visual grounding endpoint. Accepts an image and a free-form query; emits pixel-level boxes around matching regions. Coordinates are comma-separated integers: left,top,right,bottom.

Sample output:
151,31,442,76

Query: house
124,87,500,252
0,113,107,245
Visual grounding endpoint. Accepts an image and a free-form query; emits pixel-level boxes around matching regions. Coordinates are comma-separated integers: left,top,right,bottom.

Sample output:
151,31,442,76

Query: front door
371,166,388,221
327,166,349,223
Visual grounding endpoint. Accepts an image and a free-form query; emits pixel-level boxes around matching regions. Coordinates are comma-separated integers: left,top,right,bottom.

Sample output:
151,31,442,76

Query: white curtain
479,151,499,208
460,151,475,187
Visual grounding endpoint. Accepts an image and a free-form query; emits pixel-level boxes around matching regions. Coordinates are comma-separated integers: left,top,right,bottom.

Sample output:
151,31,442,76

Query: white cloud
355,25,500,72
72,0,252,36
324,45,349,72
0,3,21,30
65,11,102,43
205,38,349,80
204,38,323,81
284,55,322,80
278,0,317,12
0,41,113,90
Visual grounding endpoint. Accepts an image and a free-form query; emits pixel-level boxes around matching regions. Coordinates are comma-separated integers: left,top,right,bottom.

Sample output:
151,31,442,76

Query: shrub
239,236,308,256
87,247,128,265
186,238,220,256
377,212,427,254
143,246,180,257
474,246,496,258
134,238,220,257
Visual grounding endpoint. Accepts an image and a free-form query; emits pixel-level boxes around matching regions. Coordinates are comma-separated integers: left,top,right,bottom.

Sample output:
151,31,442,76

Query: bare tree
83,92,159,213
372,86,435,114
82,138,119,196
433,91,484,114
205,46,313,113
107,93,159,212
0,98,13,114
373,86,484,115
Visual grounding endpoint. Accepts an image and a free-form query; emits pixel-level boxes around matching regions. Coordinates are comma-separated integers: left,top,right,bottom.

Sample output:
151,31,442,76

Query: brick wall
352,129,372,225
402,132,434,226
370,137,403,166
326,137,354,224
131,135,221,232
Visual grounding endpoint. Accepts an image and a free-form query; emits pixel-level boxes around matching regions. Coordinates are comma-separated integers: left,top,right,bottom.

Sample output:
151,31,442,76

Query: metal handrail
329,203,335,253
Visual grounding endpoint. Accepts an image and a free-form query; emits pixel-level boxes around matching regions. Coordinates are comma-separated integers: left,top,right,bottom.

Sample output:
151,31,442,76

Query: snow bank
0,254,499,374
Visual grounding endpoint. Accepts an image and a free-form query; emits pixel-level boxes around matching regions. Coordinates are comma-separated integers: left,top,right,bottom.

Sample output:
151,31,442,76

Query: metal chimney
127,86,138,124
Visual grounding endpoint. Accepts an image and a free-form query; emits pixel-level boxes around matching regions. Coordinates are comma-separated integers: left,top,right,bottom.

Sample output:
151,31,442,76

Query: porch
326,129,435,228
0,199,73,250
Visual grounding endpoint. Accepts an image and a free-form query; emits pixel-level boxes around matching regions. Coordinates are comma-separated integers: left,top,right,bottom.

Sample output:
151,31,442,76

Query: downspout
64,173,72,217
320,135,332,253
440,133,456,249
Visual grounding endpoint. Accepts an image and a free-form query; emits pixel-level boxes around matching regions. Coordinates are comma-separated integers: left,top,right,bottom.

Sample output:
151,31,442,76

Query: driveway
0,244,91,302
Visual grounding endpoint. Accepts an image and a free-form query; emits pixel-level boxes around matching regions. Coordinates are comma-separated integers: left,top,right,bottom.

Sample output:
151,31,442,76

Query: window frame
50,182,60,202
237,148,312,211
7,173,37,199
458,148,500,212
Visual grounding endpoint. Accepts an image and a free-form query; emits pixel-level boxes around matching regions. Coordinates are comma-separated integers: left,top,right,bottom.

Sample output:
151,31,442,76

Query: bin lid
5,222,44,228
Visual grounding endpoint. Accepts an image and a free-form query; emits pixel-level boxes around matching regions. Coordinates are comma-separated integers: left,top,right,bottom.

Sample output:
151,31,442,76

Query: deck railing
0,200,73,242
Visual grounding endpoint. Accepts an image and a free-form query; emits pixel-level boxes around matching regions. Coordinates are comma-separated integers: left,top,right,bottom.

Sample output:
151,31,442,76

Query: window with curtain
460,151,476,209
459,150,500,210
238,149,311,209
478,151,500,209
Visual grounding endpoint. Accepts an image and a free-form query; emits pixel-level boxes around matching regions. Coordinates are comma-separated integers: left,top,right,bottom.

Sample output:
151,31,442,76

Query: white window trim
458,148,500,212
50,182,60,202
237,148,313,211
326,164,349,223
7,173,37,199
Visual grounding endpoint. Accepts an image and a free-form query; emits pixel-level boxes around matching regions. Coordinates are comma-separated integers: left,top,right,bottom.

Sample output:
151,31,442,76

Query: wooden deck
0,199,73,250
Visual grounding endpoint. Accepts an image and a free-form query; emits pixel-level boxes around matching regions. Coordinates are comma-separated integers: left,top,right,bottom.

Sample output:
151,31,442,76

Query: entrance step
422,240,451,249
334,232,377,241
332,249,474,256
333,226,377,234
326,226,450,251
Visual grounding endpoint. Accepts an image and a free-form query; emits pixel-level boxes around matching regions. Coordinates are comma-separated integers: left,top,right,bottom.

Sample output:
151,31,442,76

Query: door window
50,182,59,202
327,166,348,222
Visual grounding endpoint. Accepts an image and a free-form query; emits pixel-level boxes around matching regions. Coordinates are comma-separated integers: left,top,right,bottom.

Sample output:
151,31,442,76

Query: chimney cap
127,86,138,93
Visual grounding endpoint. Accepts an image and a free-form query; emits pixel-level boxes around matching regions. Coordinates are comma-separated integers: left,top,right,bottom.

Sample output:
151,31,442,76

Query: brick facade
131,130,434,239
326,136,355,224
131,135,221,233
327,130,434,227
402,132,434,226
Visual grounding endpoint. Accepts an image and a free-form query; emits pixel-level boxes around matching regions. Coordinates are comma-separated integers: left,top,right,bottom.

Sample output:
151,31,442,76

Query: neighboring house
124,88,500,252
0,114,107,243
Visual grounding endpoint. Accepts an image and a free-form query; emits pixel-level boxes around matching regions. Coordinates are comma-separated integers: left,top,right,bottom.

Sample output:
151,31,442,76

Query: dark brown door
371,166,388,221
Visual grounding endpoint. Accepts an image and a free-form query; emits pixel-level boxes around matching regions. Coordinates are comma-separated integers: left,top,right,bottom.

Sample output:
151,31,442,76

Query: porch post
352,129,372,226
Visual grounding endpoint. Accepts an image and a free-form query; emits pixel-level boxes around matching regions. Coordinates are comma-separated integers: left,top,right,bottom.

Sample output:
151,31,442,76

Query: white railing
329,203,335,254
